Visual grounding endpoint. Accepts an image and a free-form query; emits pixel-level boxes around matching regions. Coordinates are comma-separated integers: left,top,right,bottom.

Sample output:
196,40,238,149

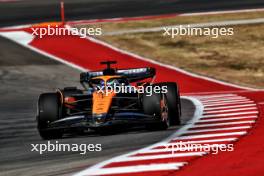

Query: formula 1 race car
37,61,181,139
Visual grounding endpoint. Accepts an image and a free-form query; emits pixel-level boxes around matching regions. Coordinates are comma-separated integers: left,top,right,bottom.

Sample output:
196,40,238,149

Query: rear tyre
155,82,181,125
142,90,169,130
61,87,83,116
37,93,63,140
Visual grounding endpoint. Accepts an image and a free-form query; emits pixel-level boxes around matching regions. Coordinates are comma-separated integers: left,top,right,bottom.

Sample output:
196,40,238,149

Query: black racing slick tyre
142,90,169,130
37,93,63,140
156,82,181,125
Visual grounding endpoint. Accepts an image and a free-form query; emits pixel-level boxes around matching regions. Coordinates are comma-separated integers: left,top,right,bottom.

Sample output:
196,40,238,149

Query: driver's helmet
92,79,105,90
107,79,119,88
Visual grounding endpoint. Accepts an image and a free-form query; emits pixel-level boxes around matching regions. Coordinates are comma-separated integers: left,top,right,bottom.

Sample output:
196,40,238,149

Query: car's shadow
62,125,180,139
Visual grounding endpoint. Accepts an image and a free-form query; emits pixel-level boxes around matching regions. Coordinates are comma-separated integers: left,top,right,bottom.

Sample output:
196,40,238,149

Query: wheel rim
160,94,169,126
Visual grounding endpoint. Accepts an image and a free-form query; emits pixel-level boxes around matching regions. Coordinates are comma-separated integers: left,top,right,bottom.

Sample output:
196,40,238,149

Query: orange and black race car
37,61,181,139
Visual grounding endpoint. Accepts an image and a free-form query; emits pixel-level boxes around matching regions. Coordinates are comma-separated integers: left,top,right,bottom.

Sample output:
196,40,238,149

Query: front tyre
37,93,63,140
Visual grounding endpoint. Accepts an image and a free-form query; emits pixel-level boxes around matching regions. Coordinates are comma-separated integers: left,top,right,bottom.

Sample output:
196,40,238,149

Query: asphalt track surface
1,0,264,27
0,36,195,176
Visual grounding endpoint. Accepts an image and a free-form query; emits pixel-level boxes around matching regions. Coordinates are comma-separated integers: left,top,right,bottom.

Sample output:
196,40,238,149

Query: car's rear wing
80,67,156,83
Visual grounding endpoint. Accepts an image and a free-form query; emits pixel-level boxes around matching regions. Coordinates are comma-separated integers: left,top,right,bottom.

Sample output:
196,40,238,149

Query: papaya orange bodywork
92,91,116,115
91,75,120,115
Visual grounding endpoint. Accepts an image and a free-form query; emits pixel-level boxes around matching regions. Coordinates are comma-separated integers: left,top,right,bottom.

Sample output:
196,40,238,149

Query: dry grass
76,12,264,89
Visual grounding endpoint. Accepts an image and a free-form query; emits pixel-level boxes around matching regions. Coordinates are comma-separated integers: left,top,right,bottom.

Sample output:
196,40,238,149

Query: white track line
202,111,258,118
0,31,33,45
200,97,248,103
202,99,252,105
138,149,195,154
103,18,264,36
180,8,264,16
169,138,238,144
199,116,257,122
117,152,205,162
203,101,254,107
140,144,234,154
194,94,236,99
66,8,264,26
176,131,247,140
193,121,255,128
184,90,257,96
143,142,239,154
169,144,232,151
84,162,186,175
204,104,256,110
199,95,244,99
185,126,251,133
204,107,257,114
